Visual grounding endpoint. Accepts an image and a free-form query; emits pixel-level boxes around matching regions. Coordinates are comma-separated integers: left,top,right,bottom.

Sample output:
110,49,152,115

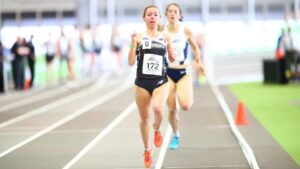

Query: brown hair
165,3,183,21
143,5,164,31
157,23,164,32
143,5,160,18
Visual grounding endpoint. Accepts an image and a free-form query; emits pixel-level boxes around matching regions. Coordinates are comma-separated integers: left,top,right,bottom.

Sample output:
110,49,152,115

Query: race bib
142,54,163,76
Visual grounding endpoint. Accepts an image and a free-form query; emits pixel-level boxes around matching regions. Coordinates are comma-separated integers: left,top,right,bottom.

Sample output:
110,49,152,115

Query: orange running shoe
144,148,153,168
154,131,163,147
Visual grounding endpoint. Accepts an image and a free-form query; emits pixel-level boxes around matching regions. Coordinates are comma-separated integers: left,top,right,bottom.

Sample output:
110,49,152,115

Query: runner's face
166,5,181,24
144,7,160,28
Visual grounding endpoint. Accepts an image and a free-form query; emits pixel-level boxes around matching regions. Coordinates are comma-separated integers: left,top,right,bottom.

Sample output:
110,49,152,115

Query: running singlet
166,24,189,67
45,41,56,56
82,31,93,53
58,36,69,56
136,32,168,79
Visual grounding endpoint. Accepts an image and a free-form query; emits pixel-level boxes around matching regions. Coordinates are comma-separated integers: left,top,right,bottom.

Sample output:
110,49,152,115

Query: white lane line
155,125,172,169
62,102,136,169
0,90,38,103
209,81,260,169
0,85,69,112
0,73,111,130
0,74,97,112
112,168,145,169
164,164,249,168
0,85,47,101
0,129,112,135
0,81,131,158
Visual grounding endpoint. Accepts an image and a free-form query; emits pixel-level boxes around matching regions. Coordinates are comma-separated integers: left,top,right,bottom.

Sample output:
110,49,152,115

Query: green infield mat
229,82,300,166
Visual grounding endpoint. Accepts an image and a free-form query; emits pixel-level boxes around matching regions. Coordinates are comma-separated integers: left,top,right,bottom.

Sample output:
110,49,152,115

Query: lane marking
0,85,69,112
0,73,111,130
0,128,113,135
155,125,172,169
164,164,249,168
0,76,132,158
0,77,95,112
62,102,136,169
0,75,98,103
112,168,145,169
0,86,46,102
209,81,260,169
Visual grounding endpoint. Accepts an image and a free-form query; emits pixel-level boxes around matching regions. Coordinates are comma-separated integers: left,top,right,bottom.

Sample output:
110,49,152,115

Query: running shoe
144,148,153,168
154,131,163,147
169,136,179,150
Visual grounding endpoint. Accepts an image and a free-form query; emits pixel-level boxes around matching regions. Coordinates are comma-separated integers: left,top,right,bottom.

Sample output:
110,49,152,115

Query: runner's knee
168,108,178,117
140,116,150,124
153,106,163,117
181,101,193,111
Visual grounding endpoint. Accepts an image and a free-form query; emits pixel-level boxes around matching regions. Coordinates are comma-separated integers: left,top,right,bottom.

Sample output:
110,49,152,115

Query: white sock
174,131,180,138
145,146,152,151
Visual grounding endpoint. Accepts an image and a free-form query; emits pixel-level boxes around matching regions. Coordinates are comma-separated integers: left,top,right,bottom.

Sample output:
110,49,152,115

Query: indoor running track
0,70,298,169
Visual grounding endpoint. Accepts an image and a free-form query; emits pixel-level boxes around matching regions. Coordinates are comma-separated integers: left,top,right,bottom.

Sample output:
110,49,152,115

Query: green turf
229,82,300,166
25,51,82,86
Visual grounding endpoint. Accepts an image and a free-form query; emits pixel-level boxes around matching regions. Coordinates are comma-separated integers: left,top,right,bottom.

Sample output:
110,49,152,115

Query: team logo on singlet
172,39,180,43
151,41,165,49
143,40,151,49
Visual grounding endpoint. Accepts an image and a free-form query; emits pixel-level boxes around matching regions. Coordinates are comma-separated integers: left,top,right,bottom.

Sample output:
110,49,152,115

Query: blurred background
0,0,299,92
1,1,300,167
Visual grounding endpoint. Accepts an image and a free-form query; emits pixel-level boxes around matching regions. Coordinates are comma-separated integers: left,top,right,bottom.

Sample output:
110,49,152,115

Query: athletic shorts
167,67,191,83
135,76,168,95
46,54,55,63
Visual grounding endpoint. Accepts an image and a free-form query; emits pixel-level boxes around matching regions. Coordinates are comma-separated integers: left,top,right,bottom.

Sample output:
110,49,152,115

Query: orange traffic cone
235,101,248,125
